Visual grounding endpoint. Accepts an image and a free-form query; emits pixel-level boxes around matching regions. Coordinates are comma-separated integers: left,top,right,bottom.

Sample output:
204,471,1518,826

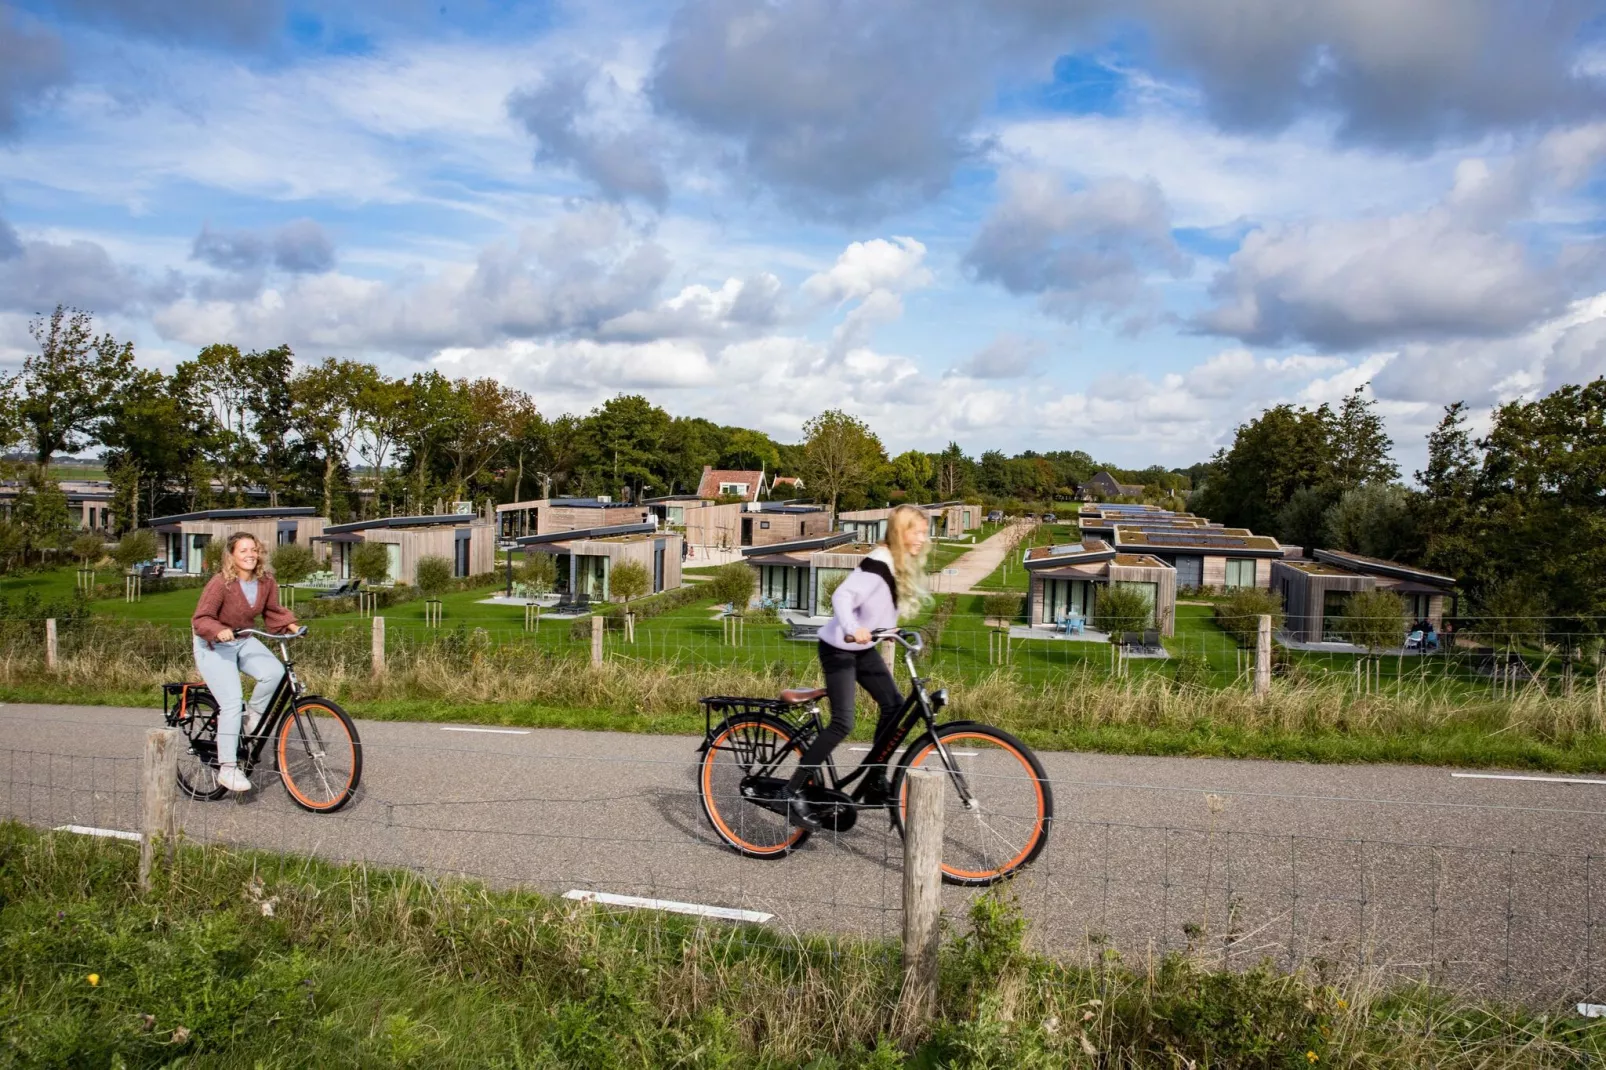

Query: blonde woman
191,532,298,793
782,503,929,829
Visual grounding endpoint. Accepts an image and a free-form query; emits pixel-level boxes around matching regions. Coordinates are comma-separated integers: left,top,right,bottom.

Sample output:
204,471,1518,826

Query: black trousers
786,641,904,792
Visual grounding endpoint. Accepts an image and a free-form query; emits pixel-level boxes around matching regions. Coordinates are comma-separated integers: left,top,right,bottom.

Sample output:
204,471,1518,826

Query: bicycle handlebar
237,626,308,641
871,628,924,655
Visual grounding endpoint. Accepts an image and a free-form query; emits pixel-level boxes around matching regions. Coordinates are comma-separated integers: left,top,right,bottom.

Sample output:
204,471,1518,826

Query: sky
1,0,1605,477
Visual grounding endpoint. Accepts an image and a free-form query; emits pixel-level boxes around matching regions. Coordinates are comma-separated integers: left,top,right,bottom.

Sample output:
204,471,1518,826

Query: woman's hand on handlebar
215,627,235,642
851,627,872,644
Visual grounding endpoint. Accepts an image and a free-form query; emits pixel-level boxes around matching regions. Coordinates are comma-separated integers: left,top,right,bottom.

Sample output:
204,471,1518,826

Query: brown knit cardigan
191,573,298,645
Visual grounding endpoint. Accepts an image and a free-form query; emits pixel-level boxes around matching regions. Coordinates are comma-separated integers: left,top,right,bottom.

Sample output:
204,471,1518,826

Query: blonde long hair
219,532,272,582
884,504,931,619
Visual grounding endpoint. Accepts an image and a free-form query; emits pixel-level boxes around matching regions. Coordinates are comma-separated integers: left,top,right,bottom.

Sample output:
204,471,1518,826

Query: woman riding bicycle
781,503,929,829
191,532,298,793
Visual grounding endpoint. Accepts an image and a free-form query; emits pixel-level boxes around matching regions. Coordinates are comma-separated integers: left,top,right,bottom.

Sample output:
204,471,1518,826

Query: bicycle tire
275,695,363,813
699,713,812,858
891,722,1053,887
173,689,229,801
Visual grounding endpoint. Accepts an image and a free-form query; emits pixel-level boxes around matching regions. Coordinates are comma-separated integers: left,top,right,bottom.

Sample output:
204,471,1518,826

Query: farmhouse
1273,550,1457,643
515,523,683,602
695,466,767,502
1021,539,1179,636
317,510,495,585
1081,471,1146,500
149,507,328,575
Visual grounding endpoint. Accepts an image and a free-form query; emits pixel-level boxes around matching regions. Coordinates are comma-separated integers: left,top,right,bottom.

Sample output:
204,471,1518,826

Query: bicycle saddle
779,687,827,704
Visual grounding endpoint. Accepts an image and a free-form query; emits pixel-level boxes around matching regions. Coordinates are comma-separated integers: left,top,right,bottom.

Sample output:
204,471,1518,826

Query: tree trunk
515,451,524,502
323,453,336,520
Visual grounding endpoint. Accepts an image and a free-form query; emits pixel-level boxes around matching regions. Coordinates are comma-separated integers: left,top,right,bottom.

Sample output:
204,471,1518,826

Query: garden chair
1142,629,1160,649
1404,629,1424,651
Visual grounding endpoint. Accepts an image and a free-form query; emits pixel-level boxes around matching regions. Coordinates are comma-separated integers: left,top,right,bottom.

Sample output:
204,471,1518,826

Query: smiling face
228,536,261,578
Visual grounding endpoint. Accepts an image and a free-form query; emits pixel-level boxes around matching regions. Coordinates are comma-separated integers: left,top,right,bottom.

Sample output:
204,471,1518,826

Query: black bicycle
697,629,1053,886
162,627,363,813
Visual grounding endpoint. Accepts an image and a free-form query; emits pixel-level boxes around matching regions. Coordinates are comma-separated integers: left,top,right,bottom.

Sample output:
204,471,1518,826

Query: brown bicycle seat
779,687,827,704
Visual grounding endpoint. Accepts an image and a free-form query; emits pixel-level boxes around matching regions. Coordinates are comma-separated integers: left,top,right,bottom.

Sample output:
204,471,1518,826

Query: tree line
0,306,1188,564
1193,380,1606,637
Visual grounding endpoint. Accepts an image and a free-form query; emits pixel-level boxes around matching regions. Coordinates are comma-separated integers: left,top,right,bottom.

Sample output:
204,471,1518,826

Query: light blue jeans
192,636,284,765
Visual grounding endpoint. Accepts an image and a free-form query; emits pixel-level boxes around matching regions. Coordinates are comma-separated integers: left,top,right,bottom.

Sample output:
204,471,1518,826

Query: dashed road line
439,726,532,735
563,890,773,924
1451,772,1606,786
54,825,141,841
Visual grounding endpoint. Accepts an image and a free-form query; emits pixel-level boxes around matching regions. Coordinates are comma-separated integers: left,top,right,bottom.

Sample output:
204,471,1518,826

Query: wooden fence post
138,727,179,894
1254,614,1271,698
371,616,386,677
591,614,604,666
45,618,57,671
898,768,944,1032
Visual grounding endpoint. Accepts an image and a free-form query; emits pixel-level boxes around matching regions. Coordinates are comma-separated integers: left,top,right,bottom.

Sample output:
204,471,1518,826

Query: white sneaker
217,766,253,793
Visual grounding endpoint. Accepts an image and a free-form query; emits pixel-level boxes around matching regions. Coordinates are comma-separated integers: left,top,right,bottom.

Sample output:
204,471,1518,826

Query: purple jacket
820,547,899,651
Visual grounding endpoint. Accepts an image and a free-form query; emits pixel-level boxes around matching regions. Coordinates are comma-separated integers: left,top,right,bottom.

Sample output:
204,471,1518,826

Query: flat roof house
837,504,965,542
1022,539,1179,636
317,509,495,585
0,478,118,533
922,501,982,538
1273,550,1456,643
742,531,856,614
685,501,833,554
515,522,683,602
642,493,707,529
149,507,328,575
1111,526,1283,591
495,497,647,540
695,466,767,502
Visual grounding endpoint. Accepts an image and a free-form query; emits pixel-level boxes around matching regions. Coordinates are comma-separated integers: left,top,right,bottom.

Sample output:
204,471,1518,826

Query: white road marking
439,726,532,735
53,825,141,841
563,890,773,924
849,745,977,756
1451,772,1606,786
1579,1003,1606,1018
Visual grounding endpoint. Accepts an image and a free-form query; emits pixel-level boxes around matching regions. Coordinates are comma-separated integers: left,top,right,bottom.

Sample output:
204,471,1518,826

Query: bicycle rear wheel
276,696,362,813
699,714,811,858
173,690,228,801
893,723,1053,886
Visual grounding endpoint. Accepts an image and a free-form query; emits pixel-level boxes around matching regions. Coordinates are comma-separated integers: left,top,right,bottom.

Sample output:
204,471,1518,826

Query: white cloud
802,236,931,304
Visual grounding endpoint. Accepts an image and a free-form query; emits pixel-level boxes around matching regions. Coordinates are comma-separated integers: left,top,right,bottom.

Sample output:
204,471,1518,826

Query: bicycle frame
168,631,311,768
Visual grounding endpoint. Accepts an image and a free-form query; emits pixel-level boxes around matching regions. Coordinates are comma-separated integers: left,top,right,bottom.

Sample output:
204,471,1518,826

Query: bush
706,561,756,612
820,572,847,610
350,541,392,586
112,529,158,572
610,560,650,604
270,543,318,585
518,553,556,593
70,532,104,567
1095,584,1151,637
201,539,223,575
981,593,1021,627
1213,586,1284,646
1174,653,1211,688
415,555,453,597
568,583,709,638
1337,589,1408,653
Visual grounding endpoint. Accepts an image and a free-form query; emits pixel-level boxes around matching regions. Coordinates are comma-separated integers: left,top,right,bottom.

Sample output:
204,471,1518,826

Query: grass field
5,821,1601,1068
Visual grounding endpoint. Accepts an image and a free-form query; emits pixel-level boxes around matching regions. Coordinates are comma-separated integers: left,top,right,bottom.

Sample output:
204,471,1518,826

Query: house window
719,482,749,496
1224,559,1256,588
759,520,770,529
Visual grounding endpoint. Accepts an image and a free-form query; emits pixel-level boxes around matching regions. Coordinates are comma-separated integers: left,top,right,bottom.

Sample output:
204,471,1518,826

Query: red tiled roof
696,467,765,501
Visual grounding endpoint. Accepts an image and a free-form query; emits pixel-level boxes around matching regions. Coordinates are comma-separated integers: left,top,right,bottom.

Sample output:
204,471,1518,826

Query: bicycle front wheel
276,696,363,813
699,714,811,858
893,723,1053,886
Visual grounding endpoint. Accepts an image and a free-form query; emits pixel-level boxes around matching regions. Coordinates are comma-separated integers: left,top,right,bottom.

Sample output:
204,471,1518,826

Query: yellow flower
87,974,99,987
1306,1053,1319,1064
1336,998,1348,1010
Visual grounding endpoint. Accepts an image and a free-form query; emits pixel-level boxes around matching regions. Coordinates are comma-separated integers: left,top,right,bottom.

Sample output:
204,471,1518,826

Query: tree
1321,484,1420,563
610,560,649,605
71,531,104,567
890,450,934,501
113,529,158,572
201,538,224,575
1336,589,1408,654
1415,401,1481,582
100,367,202,530
718,426,780,475
935,442,974,499
173,344,254,504
12,470,71,563
442,378,519,501
578,394,671,501
982,593,1022,627
518,552,557,593
415,555,453,597
18,306,135,466
1094,583,1152,637
707,561,756,612
293,358,378,520
270,543,318,585
240,345,298,507
1274,486,1335,554
354,374,409,517
350,541,392,586
1328,387,1398,487
1191,403,1333,532
800,409,884,514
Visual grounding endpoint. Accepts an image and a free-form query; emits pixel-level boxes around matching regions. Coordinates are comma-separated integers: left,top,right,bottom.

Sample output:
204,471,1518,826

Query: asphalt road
4,701,1604,1004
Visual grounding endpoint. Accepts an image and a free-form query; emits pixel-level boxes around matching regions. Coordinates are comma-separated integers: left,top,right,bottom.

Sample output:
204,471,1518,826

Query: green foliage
1337,589,1408,653
820,571,848,610
269,543,318,585
200,539,223,575
517,552,556,593
18,306,136,466
1213,586,1285,646
1274,485,1334,552
1094,583,1152,636
569,583,709,636
12,470,72,562
706,561,756,612
414,554,453,596
800,409,886,512
1471,578,1547,650
609,559,650,604
1174,652,1212,687
70,532,103,566
349,541,392,586
111,529,158,572
981,592,1021,626
1322,483,1420,562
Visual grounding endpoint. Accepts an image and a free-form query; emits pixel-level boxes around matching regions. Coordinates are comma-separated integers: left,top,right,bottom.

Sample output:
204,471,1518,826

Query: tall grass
3,822,1601,1068
5,619,1606,768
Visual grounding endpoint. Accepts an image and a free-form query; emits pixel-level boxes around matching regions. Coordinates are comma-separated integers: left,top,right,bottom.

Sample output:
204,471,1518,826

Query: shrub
518,553,556,593
201,539,223,575
1174,653,1211,688
270,543,318,585
610,560,650,604
112,529,158,571
569,583,709,637
981,593,1021,627
350,541,392,586
1213,587,1284,646
1337,589,1408,653
820,572,848,610
70,532,104,567
706,561,755,612
1095,584,1151,637
415,555,453,597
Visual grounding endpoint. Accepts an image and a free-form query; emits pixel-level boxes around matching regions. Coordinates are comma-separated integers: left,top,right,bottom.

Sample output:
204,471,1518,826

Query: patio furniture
1142,629,1160,649
1404,629,1424,651
1119,631,1143,651
784,621,821,641
315,580,360,599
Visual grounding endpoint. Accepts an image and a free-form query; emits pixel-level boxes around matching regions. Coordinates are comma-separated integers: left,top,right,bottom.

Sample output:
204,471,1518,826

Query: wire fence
3,708,1603,1008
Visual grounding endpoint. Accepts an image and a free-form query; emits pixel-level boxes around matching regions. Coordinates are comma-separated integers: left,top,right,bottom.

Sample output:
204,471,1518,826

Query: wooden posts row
721,614,745,647
524,603,540,631
124,574,142,602
424,599,443,627
139,727,179,894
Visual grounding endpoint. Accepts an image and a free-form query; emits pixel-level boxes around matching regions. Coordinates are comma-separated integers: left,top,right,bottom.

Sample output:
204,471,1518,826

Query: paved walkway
6,701,1601,1002
944,520,1031,594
